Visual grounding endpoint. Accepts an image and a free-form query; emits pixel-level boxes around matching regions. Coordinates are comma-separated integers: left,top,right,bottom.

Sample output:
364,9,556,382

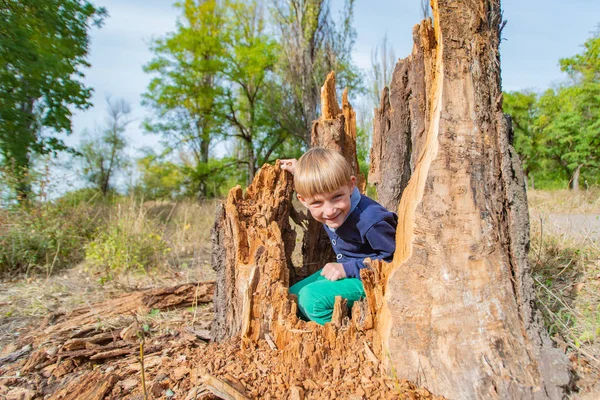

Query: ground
0,189,598,398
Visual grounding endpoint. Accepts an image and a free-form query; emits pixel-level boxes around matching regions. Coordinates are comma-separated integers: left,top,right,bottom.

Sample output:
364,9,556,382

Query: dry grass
529,189,600,393
145,199,217,278
0,198,218,353
528,188,600,214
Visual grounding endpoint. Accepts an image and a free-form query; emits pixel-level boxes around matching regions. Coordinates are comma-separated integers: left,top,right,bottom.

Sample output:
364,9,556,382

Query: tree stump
369,0,570,398
212,1,569,398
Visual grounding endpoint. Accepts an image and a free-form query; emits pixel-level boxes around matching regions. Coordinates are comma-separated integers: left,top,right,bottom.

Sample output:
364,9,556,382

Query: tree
502,91,544,188
133,153,185,200
270,0,362,144
143,0,225,198
0,0,106,202
369,33,396,107
367,2,569,397
552,31,600,189
79,97,130,196
222,0,296,185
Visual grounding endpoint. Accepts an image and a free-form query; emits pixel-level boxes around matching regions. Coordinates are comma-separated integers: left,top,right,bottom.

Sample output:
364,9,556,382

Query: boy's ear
297,193,309,208
349,175,357,188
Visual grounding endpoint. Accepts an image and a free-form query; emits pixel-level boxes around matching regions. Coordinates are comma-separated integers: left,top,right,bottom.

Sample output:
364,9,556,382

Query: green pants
289,269,366,325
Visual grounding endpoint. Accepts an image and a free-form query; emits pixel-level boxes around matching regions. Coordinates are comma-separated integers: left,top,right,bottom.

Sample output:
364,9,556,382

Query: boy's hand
280,159,297,175
321,262,346,281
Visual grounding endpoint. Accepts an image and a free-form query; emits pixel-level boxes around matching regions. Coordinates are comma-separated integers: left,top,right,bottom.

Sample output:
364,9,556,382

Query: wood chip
363,341,379,365
264,334,277,350
0,345,31,364
203,374,250,400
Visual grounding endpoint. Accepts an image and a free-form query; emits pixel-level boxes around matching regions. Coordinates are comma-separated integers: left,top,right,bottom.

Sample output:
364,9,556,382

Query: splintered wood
207,159,439,398
0,283,215,399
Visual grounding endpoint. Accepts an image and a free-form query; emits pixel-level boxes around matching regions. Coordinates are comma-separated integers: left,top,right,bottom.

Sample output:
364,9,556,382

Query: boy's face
297,177,356,229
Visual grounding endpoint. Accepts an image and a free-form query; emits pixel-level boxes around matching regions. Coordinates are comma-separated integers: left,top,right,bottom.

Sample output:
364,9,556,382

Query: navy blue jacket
323,194,398,279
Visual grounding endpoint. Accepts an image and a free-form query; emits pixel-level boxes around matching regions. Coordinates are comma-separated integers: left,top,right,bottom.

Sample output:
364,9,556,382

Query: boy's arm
341,220,396,279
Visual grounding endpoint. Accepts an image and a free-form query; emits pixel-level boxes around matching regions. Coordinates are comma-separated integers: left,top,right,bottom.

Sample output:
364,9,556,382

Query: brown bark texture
369,0,570,398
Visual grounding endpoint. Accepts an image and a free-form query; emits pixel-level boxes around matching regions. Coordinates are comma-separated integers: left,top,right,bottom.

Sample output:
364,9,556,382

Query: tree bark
369,1,570,398
211,163,297,342
570,164,582,190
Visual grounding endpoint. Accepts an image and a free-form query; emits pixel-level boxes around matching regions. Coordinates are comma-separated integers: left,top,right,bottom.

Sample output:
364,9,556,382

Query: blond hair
294,148,352,197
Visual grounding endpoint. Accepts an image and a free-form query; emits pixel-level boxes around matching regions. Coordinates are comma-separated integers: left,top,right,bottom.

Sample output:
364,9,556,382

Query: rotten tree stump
369,1,570,398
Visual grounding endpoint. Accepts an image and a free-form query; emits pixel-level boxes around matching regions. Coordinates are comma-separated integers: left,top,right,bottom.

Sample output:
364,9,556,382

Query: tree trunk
245,139,256,187
368,1,569,398
211,164,297,342
570,164,582,190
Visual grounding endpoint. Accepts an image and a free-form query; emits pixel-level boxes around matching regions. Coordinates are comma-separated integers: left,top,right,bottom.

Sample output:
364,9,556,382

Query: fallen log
0,282,215,399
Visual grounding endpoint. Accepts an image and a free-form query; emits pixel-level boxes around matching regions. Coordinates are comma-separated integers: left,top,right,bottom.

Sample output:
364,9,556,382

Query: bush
0,201,100,275
84,201,171,279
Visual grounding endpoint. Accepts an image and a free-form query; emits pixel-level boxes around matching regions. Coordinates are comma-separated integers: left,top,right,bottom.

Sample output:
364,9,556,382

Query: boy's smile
298,177,356,229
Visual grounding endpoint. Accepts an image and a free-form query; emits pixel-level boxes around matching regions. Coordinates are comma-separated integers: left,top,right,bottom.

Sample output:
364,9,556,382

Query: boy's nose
323,203,337,218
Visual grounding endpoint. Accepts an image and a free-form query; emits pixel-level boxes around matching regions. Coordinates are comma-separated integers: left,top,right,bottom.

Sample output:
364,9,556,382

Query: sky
66,0,599,177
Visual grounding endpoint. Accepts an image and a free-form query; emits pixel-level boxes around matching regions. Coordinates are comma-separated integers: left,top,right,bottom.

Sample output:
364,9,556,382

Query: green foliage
134,155,185,200
504,31,600,189
0,201,100,275
223,0,299,184
55,187,110,207
143,0,225,198
79,97,131,195
144,0,306,190
503,91,542,175
183,157,243,198
85,203,170,279
0,0,107,200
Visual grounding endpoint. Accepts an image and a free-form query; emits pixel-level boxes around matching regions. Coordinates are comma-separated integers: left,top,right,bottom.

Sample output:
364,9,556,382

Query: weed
0,200,100,275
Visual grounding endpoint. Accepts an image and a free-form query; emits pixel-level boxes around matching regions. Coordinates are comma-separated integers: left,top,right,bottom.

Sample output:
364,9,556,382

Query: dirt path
536,213,600,242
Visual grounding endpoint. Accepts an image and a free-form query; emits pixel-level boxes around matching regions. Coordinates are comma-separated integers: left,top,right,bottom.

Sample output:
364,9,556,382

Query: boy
281,148,397,325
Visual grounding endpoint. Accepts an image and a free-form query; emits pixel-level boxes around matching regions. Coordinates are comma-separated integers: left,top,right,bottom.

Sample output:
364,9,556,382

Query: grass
0,197,217,351
529,189,600,393
528,188,600,214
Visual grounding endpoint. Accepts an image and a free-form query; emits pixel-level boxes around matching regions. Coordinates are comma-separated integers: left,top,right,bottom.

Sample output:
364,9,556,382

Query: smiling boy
281,148,397,325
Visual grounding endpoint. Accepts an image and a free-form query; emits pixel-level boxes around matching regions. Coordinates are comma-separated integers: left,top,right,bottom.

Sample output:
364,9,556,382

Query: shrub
0,201,100,275
85,202,171,279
